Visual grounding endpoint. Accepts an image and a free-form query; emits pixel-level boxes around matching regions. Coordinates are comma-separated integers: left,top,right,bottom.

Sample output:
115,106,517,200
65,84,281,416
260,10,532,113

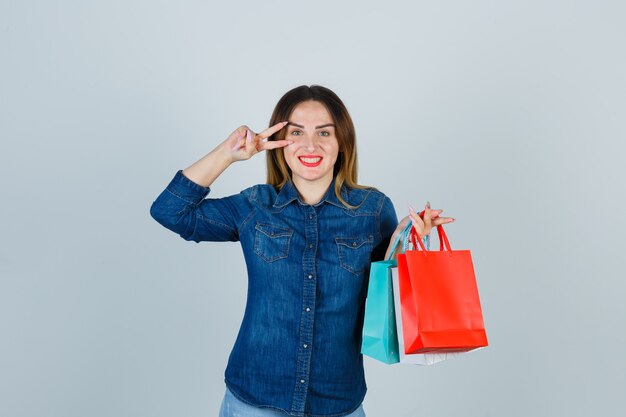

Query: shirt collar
273,176,349,209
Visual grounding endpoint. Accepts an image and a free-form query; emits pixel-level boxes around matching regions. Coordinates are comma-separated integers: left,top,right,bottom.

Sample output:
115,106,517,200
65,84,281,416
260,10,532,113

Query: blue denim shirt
150,169,409,417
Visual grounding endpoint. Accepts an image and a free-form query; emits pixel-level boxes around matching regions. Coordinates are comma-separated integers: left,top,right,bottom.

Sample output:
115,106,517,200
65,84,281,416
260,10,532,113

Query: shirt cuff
165,169,211,205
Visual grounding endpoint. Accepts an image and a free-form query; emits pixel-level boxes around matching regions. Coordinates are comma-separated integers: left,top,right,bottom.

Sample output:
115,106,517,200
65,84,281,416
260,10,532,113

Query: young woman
150,85,454,417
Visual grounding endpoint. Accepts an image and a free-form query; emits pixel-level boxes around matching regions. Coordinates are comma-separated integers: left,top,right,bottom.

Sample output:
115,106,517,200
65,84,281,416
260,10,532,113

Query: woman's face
283,100,339,187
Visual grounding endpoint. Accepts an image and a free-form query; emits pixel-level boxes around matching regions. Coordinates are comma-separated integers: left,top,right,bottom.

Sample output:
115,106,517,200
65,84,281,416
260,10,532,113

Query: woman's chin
292,170,332,183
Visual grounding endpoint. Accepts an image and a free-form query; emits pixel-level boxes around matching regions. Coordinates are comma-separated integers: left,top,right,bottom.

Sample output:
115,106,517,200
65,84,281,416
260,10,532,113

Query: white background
1,1,625,416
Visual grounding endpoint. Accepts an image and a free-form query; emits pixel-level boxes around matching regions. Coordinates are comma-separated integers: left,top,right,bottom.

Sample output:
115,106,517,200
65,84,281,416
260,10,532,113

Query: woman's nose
302,133,316,151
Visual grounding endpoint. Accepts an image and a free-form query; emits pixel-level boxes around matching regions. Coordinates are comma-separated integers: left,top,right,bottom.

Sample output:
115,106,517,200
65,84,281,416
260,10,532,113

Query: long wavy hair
266,85,371,209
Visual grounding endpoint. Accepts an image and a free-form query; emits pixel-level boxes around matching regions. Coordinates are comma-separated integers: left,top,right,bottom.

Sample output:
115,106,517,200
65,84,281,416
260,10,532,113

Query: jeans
219,386,366,417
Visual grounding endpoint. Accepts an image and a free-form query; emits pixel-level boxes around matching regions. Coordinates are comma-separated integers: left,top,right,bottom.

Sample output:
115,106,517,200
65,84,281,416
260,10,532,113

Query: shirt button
303,344,308,348
308,274,313,279
309,214,313,219
352,242,357,247
309,244,313,249
300,379,305,384
305,307,310,312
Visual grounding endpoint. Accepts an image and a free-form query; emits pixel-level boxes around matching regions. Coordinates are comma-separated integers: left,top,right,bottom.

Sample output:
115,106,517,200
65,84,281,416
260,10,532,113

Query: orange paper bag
396,224,488,354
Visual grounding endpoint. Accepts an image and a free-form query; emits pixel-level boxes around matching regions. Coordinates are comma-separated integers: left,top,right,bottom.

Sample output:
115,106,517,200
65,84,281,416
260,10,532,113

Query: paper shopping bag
360,259,400,364
391,267,460,365
397,224,488,354
361,221,417,364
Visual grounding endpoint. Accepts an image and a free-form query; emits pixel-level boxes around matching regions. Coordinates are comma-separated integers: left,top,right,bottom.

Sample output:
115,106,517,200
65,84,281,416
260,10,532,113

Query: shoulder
240,183,278,206
343,185,394,215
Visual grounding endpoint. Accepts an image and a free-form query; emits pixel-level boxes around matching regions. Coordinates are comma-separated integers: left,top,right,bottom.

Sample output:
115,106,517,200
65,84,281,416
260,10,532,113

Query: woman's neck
292,174,333,205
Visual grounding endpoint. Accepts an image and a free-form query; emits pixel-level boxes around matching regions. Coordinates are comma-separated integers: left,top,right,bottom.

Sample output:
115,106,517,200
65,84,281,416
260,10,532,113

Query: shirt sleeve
371,195,399,262
149,169,251,243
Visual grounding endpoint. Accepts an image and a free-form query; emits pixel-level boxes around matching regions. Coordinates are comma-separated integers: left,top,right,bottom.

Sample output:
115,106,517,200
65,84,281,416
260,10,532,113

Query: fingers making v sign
228,121,293,162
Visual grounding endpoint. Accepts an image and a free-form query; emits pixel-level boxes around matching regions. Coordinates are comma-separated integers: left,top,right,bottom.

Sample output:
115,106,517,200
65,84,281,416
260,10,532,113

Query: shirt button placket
291,206,318,414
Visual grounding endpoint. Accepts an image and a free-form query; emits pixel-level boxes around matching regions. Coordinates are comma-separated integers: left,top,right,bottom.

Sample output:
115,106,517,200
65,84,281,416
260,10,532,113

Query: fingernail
426,201,431,209
409,205,416,213
283,121,289,125
246,130,252,143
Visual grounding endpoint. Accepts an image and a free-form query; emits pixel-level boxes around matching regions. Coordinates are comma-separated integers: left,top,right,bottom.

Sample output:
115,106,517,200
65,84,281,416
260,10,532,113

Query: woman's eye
290,130,331,137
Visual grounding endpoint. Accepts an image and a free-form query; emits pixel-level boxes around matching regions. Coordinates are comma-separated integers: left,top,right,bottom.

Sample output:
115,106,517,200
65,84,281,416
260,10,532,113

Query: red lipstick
298,155,323,167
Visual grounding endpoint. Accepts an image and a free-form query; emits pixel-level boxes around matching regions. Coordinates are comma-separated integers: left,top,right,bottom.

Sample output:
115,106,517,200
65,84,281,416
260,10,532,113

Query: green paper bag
361,220,430,364
361,258,400,364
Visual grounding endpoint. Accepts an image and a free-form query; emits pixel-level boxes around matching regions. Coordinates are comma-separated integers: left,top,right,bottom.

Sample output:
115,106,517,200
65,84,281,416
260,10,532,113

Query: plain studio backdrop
1,1,625,416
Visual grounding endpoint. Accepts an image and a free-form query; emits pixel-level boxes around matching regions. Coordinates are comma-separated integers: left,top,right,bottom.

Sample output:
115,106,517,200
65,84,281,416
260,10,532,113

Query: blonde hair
265,85,371,209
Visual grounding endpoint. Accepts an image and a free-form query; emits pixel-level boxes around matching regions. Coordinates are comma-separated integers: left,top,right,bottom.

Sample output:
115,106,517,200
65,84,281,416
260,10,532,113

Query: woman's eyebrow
287,122,335,129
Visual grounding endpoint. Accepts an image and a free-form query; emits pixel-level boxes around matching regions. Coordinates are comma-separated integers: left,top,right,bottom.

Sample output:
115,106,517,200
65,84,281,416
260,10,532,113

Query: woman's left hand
385,201,455,260
408,201,455,239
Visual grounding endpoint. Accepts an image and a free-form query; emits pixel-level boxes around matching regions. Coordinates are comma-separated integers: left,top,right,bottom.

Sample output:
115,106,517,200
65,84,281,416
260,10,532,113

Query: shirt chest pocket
253,223,294,262
335,235,374,276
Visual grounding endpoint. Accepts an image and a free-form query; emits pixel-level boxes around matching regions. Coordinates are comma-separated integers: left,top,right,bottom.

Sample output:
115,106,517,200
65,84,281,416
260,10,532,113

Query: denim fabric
219,386,366,417
150,170,403,417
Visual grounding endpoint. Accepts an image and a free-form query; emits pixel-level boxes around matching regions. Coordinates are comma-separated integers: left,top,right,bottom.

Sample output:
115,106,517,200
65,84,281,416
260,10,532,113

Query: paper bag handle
385,209,428,261
410,223,452,252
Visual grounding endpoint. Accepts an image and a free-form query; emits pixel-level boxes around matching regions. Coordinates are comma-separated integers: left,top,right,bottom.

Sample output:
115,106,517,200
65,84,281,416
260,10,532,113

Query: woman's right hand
223,121,293,163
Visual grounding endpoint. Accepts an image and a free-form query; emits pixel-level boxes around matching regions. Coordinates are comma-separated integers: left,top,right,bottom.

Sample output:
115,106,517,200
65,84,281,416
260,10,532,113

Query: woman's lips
298,156,323,167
